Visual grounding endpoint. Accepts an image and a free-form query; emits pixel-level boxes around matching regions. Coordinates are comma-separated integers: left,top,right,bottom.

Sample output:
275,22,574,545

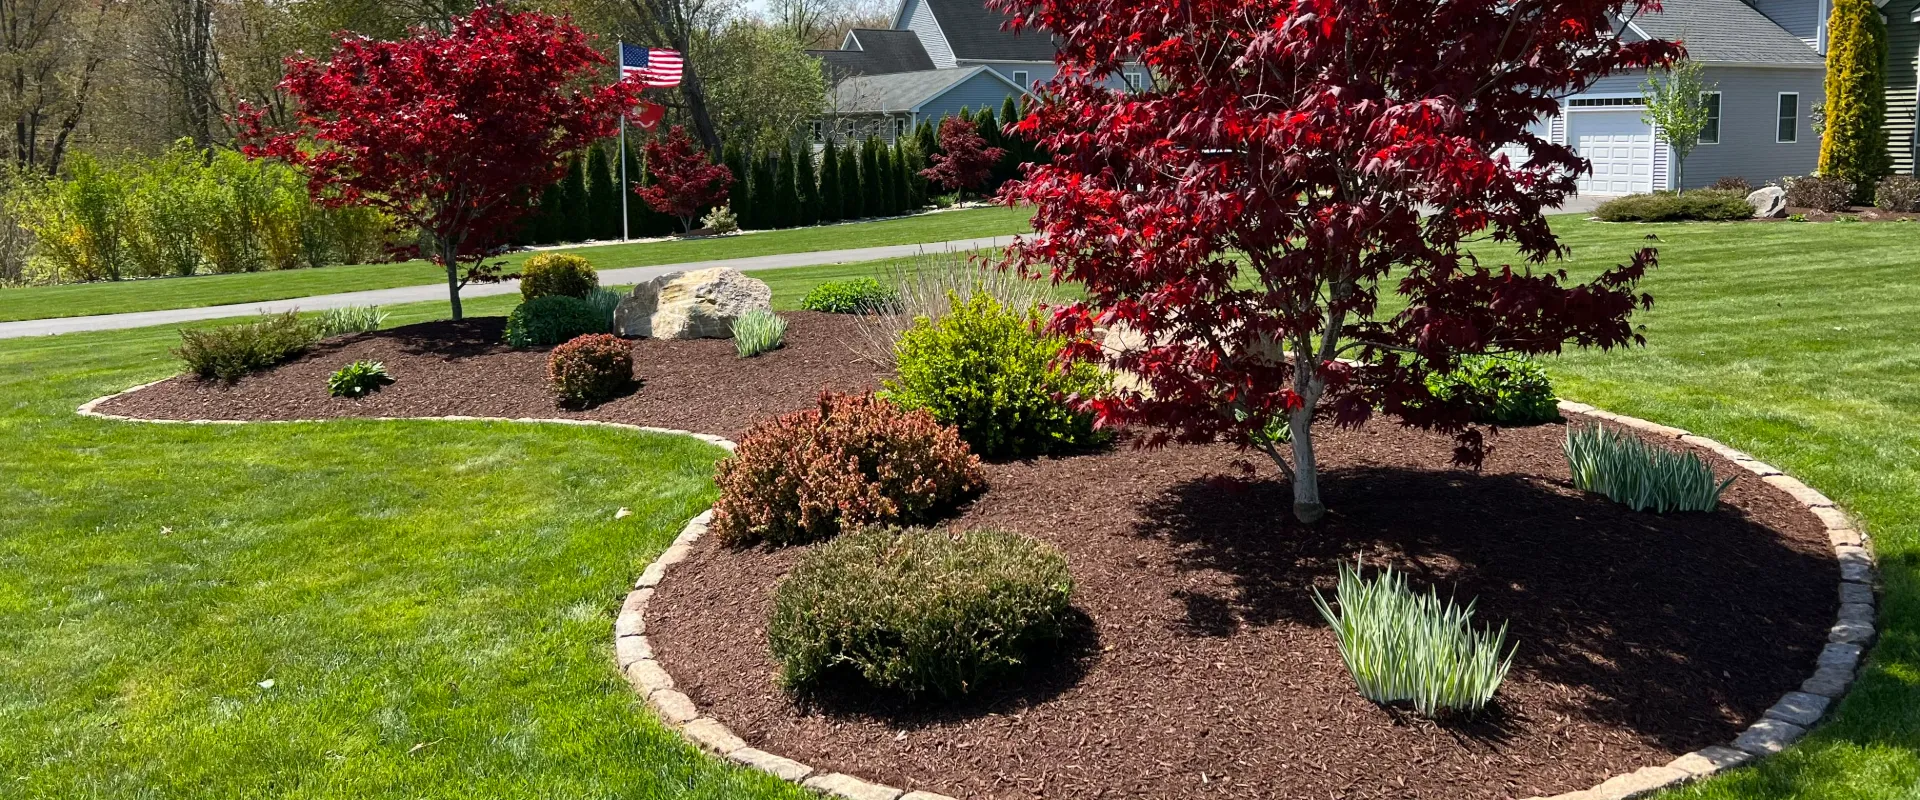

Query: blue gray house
805,0,1145,144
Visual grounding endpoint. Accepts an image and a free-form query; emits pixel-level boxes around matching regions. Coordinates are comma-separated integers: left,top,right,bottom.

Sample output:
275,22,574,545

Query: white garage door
1571,110,1654,195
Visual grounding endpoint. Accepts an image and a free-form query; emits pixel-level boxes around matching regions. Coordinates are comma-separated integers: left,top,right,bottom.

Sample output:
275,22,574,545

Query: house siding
1888,0,1920,175
967,61,1058,90
915,70,1026,119
1568,67,1822,188
898,0,957,68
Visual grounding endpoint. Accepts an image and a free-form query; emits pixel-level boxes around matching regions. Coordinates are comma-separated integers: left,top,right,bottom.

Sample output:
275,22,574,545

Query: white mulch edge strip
75,383,1875,800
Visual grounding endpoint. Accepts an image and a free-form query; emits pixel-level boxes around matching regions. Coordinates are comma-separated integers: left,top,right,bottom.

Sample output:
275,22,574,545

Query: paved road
0,235,1019,339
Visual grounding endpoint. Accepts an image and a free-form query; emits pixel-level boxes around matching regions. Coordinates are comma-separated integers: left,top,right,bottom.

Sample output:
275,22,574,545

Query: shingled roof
1624,0,1824,66
829,66,1016,114
806,29,936,78
917,0,1057,62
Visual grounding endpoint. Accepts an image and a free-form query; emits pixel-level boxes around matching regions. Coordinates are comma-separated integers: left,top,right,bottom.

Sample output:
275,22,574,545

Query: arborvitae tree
774,144,803,228
1819,0,1891,198
841,139,865,219
621,134,643,238
722,142,751,229
554,153,589,242
586,144,619,240
912,121,938,205
861,137,884,215
754,152,780,228
890,137,912,213
525,179,565,244
797,143,821,226
819,142,843,222
874,142,897,216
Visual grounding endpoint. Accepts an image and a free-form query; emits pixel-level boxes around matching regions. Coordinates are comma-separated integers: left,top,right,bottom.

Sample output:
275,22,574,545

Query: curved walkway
1,234,1018,340
73,383,1875,800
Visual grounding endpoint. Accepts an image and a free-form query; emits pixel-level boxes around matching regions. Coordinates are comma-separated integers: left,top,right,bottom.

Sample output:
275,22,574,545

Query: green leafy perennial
1312,560,1515,717
327,360,393,398
1564,423,1733,513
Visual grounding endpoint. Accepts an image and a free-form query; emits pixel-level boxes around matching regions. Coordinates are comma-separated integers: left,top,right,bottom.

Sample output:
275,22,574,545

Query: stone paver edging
75,382,1876,800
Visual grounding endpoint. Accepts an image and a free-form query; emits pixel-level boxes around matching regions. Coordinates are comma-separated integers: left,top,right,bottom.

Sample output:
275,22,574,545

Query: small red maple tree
240,5,640,319
637,126,733,233
921,116,1006,201
995,0,1681,522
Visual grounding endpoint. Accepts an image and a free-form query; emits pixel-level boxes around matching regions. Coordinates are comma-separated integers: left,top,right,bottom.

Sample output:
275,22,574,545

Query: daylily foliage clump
241,5,641,319
995,0,1681,521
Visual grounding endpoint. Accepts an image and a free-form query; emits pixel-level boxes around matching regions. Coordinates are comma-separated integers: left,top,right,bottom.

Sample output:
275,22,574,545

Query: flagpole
618,39,630,242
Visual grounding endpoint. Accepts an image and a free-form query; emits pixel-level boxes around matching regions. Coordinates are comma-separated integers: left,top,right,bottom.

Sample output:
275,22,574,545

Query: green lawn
1,217,1917,799
0,206,1031,324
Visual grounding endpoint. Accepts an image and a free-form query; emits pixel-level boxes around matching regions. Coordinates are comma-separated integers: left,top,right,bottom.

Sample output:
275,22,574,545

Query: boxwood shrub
884,293,1110,459
1424,356,1560,426
1592,190,1753,222
800,278,900,314
547,334,633,408
519,253,599,301
712,393,985,546
504,295,604,348
768,526,1074,698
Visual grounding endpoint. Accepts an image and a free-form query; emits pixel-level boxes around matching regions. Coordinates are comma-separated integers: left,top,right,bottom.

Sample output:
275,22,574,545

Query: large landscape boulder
614,267,773,339
1747,186,1788,219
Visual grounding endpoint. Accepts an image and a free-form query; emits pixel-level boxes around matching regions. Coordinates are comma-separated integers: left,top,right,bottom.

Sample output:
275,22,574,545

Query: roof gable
1624,0,1824,66
828,66,1027,114
806,29,936,78
915,0,1056,62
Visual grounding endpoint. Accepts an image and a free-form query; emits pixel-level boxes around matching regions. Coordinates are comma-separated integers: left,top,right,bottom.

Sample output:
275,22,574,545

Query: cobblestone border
76,382,1875,800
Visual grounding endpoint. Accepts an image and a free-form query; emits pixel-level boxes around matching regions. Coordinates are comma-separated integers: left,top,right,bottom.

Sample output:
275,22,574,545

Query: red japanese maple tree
921,116,1007,201
995,0,1681,523
240,5,640,319
637,126,733,232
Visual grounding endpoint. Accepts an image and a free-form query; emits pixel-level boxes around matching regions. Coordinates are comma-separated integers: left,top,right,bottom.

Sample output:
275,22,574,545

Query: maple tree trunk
439,236,464,321
1287,404,1324,524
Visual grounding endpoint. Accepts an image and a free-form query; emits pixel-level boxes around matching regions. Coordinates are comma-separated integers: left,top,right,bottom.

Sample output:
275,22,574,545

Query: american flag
620,43,683,88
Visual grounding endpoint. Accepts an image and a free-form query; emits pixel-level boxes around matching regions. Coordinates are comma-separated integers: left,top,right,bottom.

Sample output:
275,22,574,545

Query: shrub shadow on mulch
783,606,1103,728
1133,463,1833,752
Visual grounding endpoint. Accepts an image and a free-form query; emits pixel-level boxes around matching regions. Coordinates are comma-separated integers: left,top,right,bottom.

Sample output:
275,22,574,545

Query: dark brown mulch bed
651,425,1835,800
101,313,1838,799
96,311,884,439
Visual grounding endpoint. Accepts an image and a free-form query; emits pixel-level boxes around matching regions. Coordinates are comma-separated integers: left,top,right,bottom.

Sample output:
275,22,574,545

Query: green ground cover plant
327,359,393,398
1422,356,1561,426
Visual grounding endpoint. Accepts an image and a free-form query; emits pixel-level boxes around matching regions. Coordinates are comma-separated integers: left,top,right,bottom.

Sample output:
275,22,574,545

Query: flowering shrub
712,393,985,546
769,526,1074,698
547,333,633,408
519,252,599,301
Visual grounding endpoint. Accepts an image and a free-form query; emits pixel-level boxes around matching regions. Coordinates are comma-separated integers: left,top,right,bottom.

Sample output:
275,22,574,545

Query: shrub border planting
73,383,1877,800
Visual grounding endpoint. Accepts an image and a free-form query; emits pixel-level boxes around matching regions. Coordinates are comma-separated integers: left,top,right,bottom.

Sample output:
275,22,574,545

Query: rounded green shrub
768,526,1074,698
800,278,900,314
519,252,599,301
883,293,1110,459
175,312,319,381
547,334,633,408
712,393,985,546
504,295,603,348
1592,190,1753,222
1424,356,1560,426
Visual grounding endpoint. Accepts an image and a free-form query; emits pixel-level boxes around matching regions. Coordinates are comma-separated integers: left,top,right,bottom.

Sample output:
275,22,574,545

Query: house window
811,121,823,142
1123,72,1143,91
894,118,907,138
1568,96,1644,107
1777,93,1799,143
1012,70,1029,89
1699,92,1721,145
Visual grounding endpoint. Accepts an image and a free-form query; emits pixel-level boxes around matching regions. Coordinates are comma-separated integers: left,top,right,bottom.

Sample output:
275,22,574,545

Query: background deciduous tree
995,0,1675,523
921,116,1003,201
1640,58,1714,193
637,124,732,231
243,4,640,320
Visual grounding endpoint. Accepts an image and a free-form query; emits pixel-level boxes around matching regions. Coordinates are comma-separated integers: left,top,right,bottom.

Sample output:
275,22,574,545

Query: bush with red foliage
712,393,985,546
920,117,1006,201
547,334,634,408
638,126,733,232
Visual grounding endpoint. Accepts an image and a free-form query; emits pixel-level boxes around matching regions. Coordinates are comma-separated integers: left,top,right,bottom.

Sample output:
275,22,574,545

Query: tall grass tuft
1312,560,1515,717
584,287,622,333
1564,423,1733,513
314,305,386,338
850,250,1055,367
732,309,787,357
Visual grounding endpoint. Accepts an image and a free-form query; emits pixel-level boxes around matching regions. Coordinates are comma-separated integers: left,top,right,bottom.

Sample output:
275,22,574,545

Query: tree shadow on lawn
1132,466,1837,752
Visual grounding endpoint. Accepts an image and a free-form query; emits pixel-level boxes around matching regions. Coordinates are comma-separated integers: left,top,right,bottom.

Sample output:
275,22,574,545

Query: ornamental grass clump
731,309,787,357
1564,423,1733,513
314,305,386,337
768,526,1074,698
327,360,393,398
175,312,319,381
884,292,1110,459
1312,560,1515,717
712,393,985,546
584,287,622,333
546,333,633,408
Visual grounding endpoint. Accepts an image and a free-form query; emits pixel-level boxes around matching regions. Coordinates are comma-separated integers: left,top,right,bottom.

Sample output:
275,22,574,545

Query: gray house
806,0,1145,144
